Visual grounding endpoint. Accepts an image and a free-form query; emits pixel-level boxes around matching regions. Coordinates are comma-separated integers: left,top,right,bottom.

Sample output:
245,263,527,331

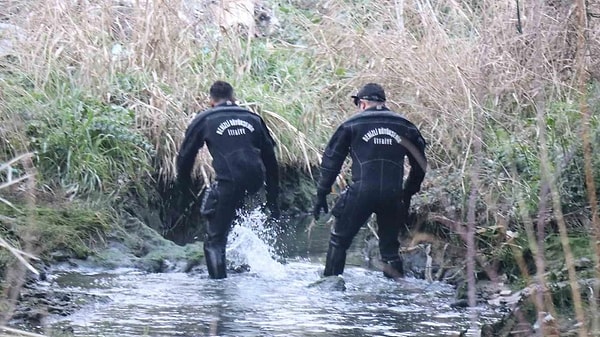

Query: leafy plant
23,84,154,197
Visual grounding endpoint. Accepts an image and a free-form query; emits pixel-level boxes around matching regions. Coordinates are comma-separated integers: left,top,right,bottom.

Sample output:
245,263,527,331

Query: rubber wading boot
204,246,227,279
382,258,405,279
323,245,347,276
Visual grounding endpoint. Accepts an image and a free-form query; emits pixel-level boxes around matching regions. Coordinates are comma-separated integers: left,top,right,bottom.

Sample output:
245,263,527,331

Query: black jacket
317,106,426,197
176,102,279,196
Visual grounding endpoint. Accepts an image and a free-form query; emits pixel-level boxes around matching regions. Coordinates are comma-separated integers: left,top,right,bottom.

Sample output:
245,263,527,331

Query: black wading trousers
324,183,406,277
201,180,261,279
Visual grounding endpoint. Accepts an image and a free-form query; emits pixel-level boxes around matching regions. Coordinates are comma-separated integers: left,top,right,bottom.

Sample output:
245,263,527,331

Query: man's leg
324,187,373,276
203,182,243,279
376,196,405,278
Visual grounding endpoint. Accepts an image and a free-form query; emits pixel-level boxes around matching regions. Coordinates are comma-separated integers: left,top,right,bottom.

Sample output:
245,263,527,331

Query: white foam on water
226,207,286,279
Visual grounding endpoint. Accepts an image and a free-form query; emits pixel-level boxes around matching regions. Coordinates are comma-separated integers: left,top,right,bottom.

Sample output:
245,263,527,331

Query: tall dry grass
308,0,582,165
0,1,592,176
0,153,39,327
1,0,336,183
0,0,598,333
6,0,205,180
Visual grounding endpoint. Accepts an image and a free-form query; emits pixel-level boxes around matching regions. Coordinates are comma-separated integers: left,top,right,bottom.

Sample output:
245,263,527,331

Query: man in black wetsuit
312,83,427,279
176,80,280,279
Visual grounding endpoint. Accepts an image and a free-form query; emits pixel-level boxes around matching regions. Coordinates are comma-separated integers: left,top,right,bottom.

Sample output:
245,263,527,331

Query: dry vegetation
0,0,599,334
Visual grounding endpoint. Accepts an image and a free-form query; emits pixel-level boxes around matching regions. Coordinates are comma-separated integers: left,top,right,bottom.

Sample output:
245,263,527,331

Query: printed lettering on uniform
362,128,402,145
373,137,393,145
216,119,255,136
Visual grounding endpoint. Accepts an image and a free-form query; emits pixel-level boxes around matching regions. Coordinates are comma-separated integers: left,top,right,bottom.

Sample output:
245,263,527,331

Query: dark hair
351,83,386,106
209,81,234,101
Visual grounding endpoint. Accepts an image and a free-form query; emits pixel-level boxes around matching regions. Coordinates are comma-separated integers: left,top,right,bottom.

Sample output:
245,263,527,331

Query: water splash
226,207,286,279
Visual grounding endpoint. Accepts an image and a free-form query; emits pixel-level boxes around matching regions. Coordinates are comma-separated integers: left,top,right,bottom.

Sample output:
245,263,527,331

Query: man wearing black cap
312,83,427,279
175,80,280,279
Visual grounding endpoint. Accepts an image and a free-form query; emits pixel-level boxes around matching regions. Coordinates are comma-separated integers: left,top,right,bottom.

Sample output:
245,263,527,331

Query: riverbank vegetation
1,0,599,334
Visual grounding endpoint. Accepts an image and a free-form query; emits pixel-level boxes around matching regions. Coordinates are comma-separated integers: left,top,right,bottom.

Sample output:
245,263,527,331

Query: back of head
351,83,386,106
209,81,235,102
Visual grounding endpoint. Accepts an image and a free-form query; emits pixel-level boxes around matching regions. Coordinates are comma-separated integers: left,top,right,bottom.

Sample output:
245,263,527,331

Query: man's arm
164,114,206,231
403,129,427,196
176,115,206,183
259,119,279,203
317,124,351,196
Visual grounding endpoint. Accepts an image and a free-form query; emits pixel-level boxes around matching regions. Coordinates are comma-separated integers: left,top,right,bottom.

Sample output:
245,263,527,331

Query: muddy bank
7,214,206,332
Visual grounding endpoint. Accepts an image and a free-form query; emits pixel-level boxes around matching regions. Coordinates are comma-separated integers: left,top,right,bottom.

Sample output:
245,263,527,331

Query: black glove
403,181,420,200
163,179,191,233
312,193,329,220
165,177,198,227
178,178,198,209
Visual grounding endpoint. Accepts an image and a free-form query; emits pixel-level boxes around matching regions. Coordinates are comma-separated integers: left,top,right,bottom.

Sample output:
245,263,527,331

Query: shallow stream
44,210,502,336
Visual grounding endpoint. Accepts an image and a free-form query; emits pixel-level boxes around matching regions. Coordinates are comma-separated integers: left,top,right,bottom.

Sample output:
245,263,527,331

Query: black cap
351,83,386,106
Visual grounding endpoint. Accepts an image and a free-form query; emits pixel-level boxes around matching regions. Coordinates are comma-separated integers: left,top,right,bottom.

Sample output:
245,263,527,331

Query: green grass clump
1,74,154,197
0,202,113,260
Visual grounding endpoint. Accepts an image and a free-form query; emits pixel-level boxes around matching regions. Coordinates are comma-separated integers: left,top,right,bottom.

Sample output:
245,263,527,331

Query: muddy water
45,210,501,336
